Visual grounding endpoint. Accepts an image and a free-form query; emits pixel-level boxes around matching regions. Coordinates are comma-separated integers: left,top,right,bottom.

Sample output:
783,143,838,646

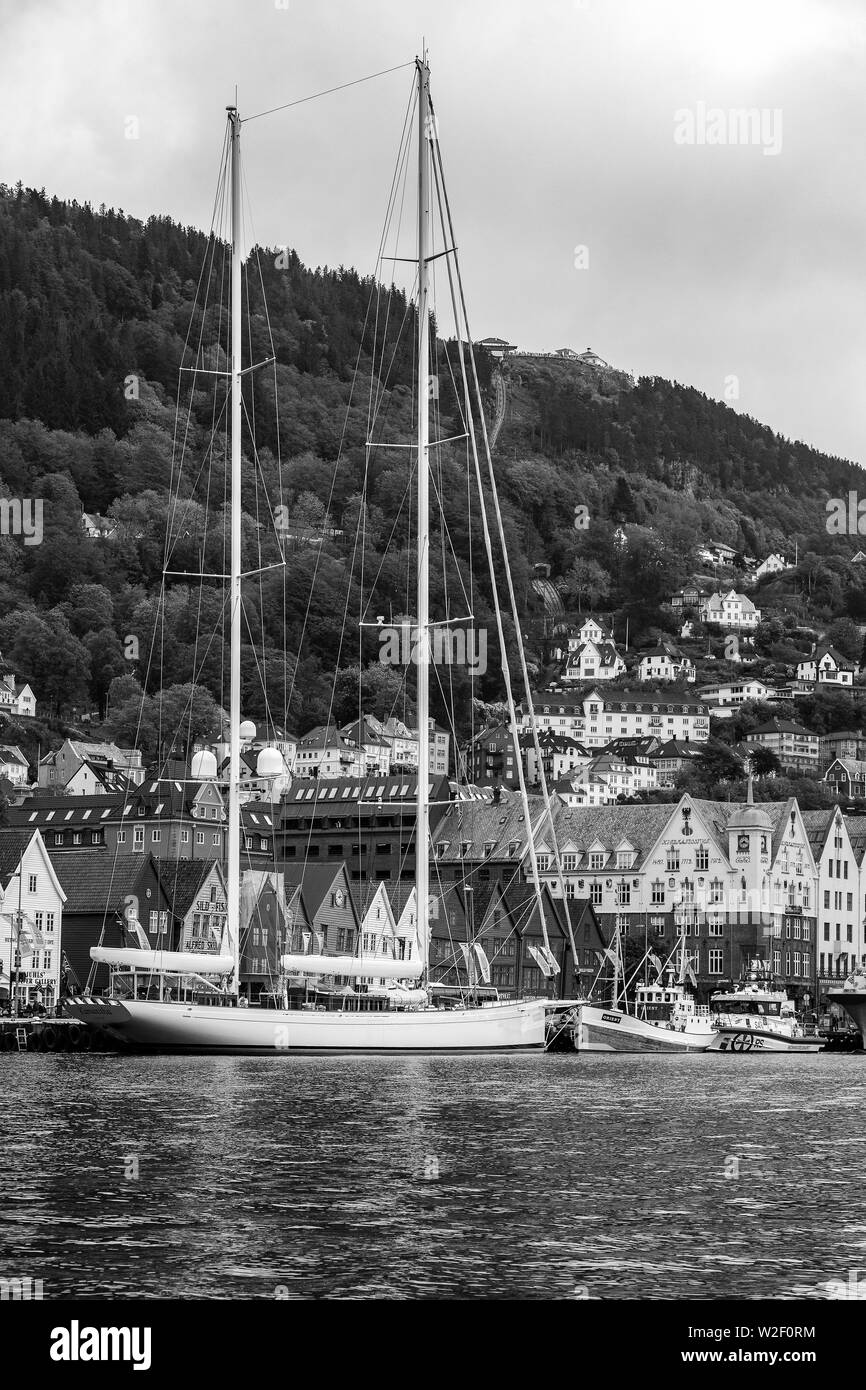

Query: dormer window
437,842,449,858
484,841,495,857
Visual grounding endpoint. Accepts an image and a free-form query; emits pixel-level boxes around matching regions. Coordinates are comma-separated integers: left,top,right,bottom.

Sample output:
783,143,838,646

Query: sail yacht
64,59,549,1052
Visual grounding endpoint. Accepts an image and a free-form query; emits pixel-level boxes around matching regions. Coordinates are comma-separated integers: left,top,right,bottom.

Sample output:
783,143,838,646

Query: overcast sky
3,0,865,465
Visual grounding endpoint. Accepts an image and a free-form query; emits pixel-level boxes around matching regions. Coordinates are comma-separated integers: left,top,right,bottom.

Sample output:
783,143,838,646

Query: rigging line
179,237,230,761
244,61,415,122
370,89,417,426
367,82,416,430
283,232,416,722
243,219,289,738
166,212,231,573
238,168,283,729
432,123,578,977
167,128,230,519
167,148,231,568
430,137,553,967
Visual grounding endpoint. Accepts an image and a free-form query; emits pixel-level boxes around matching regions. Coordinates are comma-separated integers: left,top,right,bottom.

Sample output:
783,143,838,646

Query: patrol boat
706,958,824,1053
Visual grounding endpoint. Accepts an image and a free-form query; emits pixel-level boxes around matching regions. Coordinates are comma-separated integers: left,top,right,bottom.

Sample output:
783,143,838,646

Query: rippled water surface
1,1052,864,1299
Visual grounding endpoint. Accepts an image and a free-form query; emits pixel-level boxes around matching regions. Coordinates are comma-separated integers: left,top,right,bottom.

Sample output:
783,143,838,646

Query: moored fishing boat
555,922,718,1054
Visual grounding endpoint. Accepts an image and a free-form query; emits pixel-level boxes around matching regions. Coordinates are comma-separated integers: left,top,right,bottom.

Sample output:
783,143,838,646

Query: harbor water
1,1052,863,1300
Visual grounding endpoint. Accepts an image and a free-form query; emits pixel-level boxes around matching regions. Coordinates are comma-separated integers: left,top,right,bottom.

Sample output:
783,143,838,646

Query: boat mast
415,55,431,974
227,106,242,998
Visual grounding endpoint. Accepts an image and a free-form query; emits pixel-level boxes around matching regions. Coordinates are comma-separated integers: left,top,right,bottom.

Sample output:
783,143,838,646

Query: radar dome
239,720,257,741
256,747,283,779
191,750,218,780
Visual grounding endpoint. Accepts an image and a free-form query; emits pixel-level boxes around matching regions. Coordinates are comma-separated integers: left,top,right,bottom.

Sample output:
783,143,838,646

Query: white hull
576,1004,717,1054
63,996,547,1052
827,989,866,1038
708,1028,824,1054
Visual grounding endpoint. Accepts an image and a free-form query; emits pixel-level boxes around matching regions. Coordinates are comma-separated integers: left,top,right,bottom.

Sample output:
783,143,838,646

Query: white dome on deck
191,750,218,780
256,747,283,779
239,720,257,741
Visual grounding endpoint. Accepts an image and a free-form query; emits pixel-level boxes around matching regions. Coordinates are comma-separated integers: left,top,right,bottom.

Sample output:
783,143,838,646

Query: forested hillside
0,181,864,764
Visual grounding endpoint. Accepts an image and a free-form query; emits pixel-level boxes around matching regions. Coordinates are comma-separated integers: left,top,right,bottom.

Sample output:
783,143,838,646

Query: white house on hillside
755,553,791,580
797,644,857,688
637,642,695,683
700,590,761,629
561,615,626,683
697,541,738,567
0,746,30,786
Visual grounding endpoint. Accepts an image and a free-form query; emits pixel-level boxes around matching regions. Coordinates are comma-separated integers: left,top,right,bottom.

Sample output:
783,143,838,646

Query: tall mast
227,107,242,997
415,56,431,970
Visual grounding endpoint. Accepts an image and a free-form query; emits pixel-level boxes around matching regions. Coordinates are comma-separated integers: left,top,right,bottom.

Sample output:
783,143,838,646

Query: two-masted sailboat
64,58,549,1051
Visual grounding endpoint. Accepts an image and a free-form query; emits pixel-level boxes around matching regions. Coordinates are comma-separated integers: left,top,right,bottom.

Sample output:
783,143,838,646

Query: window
245,836,253,850
616,851,632,869
589,852,605,870
666,849,680,872
773,950,781,975
158,912,168,937
708,948,724,974
181,829,189,844
152,829,161,843
590,883,602,906
695,847,709,872
133,827,144,849
616,882,631,906
847,925,853,943
215,834,222,846
117,830,126,844
709,878,724,905
616,915,629,936
149,911,158,933
562,853,578,872
196,831,205,845
53,832,63,846
681,878,694,904
46,913,55,934
44,951,52,971
793,952,801,977
91,831,101,845
28,875,37,892
847,893,853,912
651,880,665,905
35,911,43,932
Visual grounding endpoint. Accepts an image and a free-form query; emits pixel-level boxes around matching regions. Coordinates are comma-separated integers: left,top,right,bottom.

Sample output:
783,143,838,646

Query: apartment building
526,688,710,748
